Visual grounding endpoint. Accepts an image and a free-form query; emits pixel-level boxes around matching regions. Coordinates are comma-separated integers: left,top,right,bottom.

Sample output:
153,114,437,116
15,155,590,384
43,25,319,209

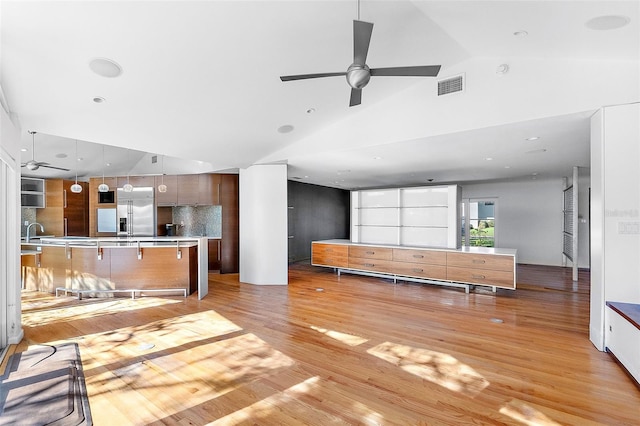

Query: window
461,199,497,247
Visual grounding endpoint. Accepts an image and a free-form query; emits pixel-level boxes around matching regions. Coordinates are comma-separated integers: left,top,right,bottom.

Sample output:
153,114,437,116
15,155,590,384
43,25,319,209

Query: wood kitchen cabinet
154,175,178,206
199,174,221,205
177,175,200,205
36,179,88,237
208,239,221,270
176,174,220,205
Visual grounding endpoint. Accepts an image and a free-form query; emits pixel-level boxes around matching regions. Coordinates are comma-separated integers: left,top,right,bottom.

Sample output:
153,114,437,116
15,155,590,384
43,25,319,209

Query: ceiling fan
21,131,70,172
280,17,442,107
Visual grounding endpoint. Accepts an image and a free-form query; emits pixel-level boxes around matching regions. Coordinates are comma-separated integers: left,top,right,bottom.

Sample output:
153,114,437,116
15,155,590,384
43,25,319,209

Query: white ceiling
1,1,639,189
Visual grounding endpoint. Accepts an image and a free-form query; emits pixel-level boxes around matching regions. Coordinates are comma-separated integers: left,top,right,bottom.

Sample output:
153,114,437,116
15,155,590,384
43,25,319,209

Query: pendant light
158,155,167,193
70,140,83,193
122,148,134,192
98,145,109,192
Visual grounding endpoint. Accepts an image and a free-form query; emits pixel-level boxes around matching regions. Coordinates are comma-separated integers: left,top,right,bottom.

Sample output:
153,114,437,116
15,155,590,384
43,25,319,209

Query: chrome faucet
26,222,44,243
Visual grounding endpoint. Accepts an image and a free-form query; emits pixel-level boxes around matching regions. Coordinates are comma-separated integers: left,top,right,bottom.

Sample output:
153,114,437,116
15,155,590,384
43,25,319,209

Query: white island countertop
314,239,517,256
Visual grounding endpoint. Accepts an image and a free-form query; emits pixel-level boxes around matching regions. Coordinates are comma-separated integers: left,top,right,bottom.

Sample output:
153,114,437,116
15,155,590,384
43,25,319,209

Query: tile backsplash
172,205,222,237
21,208,37,237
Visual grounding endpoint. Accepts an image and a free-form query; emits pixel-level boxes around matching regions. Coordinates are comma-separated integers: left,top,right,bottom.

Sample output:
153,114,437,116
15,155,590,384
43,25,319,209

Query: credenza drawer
348,257,395,274
393,248,446,265
446,266,514,288
446,252,514,272
312,243,349,268
392,262,447,280
349,246,393,260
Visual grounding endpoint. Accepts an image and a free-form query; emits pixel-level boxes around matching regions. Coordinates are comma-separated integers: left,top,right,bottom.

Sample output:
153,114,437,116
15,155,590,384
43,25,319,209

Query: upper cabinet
21,177,45,208
199,174,220,205
177,175,200,205
155,175,178,206
176,174,219,206
36,179,88,236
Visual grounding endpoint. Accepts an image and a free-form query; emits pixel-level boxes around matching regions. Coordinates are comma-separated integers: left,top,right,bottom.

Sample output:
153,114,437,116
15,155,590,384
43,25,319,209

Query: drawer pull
413,268,424,273
366,251,375,255
413,254,424,258
472,259,486,264
472,274,486,279
364,263,375,267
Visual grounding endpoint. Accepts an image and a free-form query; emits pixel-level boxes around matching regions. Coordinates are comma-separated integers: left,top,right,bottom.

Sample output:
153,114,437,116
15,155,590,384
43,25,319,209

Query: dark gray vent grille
438,75,464,96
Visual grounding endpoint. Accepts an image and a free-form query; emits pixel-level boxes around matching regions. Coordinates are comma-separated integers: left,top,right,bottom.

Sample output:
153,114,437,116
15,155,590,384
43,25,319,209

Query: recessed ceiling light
525,136,540,141
55,153,67,159
304,175,309,178
77,157,84,161
306,108,316,114
93,96,106,103
532,172,538,176
586,15,631,31
277,124,294,134
513,30,528,37
485,157,493,161
106,162,111,167
21,148,28,152
526,148,547,154
373,156,382,160
504,165,511,169
89,57,123,78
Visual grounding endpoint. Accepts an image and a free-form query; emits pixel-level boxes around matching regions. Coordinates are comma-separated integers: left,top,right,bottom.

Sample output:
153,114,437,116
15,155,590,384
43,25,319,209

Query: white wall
239,164,288,285
462,176,590,268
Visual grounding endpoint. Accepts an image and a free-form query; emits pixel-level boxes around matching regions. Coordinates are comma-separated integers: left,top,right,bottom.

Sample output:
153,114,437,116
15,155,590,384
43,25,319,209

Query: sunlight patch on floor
72,310,295,422
78,310,243,368
367,341,489,397
500,399,562,426
21,296,181,327
310,325,369,346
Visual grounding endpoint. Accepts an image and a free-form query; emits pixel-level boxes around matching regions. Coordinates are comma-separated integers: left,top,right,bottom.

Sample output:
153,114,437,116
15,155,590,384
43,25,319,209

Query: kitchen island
21,237,212,298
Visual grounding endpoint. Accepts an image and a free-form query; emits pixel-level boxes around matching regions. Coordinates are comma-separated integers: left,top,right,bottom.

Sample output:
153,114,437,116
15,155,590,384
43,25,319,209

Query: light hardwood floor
9,263,640,425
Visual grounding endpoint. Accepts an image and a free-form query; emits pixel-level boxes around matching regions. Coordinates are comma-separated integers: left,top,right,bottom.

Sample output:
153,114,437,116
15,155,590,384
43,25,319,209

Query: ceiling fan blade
370,65,441,77
40,164,70,171
353,20,374,65
280,72,346,82
349,88,362,107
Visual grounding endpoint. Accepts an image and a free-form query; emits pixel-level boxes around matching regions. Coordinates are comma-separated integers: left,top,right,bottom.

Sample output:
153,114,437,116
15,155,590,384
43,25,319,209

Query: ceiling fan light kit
280,18,441,107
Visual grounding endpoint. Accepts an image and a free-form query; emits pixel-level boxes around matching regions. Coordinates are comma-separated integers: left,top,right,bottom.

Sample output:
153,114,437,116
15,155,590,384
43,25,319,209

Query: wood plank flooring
11,263,640,425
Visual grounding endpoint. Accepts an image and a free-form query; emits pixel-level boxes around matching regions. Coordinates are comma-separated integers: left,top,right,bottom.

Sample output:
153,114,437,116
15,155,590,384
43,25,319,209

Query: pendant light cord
74,140,79,184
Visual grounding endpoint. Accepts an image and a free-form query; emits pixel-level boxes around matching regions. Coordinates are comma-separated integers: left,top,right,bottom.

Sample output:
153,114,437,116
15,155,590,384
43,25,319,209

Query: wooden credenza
312,240,516,291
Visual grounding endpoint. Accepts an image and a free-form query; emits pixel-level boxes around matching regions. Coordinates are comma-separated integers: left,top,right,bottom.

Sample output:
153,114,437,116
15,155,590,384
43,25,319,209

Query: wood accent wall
220,174,239,273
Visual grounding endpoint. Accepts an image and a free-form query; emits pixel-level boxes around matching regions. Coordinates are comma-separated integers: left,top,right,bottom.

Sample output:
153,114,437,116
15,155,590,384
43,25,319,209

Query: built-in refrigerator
117,187,155,236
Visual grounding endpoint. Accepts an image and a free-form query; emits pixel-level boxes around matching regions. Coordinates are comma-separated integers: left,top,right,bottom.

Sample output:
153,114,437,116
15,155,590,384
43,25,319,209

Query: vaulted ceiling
2,1,638,188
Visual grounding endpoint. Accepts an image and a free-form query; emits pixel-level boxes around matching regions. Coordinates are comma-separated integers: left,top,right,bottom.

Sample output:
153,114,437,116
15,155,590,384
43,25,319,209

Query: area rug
0,343,92,425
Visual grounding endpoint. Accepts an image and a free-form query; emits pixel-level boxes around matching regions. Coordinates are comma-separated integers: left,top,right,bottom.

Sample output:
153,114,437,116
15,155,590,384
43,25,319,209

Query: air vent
151,155,157,164
438,74,464,96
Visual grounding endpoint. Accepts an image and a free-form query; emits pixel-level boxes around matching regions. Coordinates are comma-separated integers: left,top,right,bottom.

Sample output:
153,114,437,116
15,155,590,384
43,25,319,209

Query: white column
590,102,640,350
239,164,288,285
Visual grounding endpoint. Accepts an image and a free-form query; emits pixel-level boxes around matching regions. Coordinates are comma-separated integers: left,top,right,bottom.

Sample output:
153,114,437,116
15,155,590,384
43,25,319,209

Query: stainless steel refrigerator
117,187,155,237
